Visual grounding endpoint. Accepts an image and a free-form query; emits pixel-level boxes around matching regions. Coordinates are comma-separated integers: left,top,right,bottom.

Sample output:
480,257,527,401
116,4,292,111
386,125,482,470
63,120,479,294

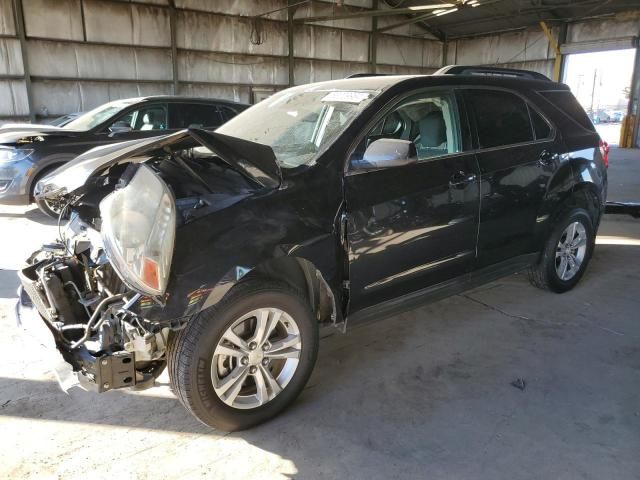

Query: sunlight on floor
596,235,640,246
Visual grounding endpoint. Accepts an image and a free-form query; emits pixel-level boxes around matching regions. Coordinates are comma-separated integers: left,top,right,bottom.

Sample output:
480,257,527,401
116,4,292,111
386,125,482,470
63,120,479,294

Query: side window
351,92,461,164
219,106,240,122
169,103,224,129
539,90,595,131
465,90,533,148
108,104,168,132
529,107,551,140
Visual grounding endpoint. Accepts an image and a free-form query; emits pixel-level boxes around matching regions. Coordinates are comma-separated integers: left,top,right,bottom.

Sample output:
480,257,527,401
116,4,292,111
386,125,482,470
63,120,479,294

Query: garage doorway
562,48,636,146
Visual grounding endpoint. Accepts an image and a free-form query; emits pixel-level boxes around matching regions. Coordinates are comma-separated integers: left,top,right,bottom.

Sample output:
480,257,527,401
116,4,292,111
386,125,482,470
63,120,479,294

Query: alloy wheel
555,221,587,281
211,308,302,409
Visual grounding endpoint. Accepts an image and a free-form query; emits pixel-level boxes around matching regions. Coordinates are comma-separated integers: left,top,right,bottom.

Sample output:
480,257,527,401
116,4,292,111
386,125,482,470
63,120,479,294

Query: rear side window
169,103,224,129
539,91,594,131
464,90,533,148
530,108,551,140
219,106,240,122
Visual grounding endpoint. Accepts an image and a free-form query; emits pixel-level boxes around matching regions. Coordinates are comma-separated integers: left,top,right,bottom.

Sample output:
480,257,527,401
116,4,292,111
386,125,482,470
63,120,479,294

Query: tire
31,166,67,219
168,279,318,431
35,196,67,220
528,208,595,293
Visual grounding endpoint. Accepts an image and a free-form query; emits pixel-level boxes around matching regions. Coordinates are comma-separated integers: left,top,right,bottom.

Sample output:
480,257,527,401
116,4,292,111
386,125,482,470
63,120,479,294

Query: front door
345,90,480,313
103,102,170,142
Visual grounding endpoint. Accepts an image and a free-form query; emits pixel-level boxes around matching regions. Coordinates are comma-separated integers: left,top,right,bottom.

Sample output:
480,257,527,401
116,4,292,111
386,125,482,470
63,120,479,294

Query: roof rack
346,73,394,78
434,65,551,81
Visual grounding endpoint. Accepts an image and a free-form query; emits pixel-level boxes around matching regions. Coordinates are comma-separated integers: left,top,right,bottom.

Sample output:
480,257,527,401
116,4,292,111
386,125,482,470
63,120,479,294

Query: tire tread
167,279,316,430
528,207,594,293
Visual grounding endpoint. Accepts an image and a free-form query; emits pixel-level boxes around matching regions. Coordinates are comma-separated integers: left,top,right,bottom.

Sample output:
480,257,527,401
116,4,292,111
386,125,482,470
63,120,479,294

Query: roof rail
346,73,394,78
434,65,551,81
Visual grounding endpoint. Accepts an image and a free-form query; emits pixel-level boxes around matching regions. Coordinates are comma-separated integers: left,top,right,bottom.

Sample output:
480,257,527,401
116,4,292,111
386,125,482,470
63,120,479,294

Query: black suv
17,66,607,431
0,96,247,217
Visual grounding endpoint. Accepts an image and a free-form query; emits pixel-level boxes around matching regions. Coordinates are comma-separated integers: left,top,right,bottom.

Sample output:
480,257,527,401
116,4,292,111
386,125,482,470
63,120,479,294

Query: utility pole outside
590,69,598,114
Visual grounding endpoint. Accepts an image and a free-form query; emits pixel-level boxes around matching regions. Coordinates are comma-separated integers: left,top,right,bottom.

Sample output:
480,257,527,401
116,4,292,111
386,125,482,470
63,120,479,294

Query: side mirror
108,121,132,136
352,138,417,171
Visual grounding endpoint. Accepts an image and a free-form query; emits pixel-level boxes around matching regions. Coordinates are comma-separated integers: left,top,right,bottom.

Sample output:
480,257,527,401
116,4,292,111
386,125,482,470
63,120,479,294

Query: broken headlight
99,165,176,297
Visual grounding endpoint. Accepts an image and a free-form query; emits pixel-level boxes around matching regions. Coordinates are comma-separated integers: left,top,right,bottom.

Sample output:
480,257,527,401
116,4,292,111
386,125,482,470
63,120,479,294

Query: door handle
537,150,554,167
449,171,477,188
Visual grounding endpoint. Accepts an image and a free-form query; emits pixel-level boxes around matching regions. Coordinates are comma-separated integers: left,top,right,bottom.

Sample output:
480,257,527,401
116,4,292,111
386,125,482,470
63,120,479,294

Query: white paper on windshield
321,91,370,104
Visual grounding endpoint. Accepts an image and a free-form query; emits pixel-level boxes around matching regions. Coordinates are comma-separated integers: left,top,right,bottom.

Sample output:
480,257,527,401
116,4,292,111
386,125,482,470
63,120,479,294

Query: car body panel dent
137,160,345,323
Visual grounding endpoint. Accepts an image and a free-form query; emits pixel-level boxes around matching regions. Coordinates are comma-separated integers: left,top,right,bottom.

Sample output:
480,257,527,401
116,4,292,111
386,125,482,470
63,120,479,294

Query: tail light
599,139,609,168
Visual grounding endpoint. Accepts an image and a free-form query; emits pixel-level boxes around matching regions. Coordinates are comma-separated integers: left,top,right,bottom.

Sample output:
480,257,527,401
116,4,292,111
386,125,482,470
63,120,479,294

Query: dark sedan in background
0,113,82,131
0,96,248,217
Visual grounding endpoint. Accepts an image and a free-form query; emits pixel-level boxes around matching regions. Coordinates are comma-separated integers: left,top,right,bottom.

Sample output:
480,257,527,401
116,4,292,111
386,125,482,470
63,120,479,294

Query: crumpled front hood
35,128,282,200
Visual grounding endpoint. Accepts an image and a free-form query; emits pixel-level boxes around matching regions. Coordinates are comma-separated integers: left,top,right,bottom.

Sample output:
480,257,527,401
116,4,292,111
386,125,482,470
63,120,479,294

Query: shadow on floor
0,207,57,226
1,233,639,478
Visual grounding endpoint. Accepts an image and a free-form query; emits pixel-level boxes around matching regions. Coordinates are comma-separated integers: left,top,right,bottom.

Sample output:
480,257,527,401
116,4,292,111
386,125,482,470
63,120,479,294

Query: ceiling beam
428,2,576,33
377,0,505,34
294,4,455,23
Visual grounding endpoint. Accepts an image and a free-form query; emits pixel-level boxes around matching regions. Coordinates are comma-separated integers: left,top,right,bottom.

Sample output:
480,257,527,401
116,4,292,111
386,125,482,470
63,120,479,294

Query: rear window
465,89,534,148
530,108,551,140
539,90,594,131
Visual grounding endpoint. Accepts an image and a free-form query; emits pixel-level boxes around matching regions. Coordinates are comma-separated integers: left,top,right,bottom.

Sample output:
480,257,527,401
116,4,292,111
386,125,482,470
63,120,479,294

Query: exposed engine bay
17,129,280,392
19,215,169,392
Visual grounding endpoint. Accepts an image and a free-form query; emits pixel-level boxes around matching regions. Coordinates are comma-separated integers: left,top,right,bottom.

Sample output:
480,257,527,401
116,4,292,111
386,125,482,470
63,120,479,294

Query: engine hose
69,294,125,349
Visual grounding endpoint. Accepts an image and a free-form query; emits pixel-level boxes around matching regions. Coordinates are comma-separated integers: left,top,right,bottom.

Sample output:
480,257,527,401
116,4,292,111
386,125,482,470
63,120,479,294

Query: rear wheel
528,208,595,293
168,280,318,431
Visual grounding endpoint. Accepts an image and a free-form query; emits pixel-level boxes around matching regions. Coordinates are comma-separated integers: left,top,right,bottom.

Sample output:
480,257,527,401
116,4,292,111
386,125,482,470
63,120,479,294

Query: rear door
462,88,559,267
345,89,480,312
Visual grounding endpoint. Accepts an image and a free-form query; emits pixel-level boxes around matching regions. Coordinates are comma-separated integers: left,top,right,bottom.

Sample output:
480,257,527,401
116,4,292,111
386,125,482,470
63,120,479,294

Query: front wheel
528,208,595,293
168,280,318,431
35,196,67,220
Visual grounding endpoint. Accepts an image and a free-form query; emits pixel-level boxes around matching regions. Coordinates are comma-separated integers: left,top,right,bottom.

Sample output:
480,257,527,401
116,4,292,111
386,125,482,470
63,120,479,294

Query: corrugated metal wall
0,0,444,121
446,28,557,79
0,1,638,122
446,11,640,81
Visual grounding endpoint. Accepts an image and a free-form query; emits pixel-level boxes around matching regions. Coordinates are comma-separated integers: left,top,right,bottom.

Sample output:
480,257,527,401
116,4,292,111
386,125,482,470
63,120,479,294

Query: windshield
216,86,377,168
64,99,140,131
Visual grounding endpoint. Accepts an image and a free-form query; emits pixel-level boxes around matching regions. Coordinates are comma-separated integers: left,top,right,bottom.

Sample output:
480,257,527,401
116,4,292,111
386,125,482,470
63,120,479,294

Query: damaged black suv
17,66,607,431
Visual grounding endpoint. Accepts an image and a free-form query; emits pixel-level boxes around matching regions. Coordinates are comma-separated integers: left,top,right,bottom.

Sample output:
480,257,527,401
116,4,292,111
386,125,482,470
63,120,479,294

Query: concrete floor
1,149,639,479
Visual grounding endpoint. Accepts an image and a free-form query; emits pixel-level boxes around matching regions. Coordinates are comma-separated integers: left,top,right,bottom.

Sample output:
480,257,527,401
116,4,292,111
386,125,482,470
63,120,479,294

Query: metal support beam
377,0,503,35
13,0,35,122
539,21,562,82
370,0,378,74
288,6,296,87
295,7,433,24
79,0,87,42
626,45,640,148
442,37,448,67
378,10,437,34
557,22,568,81
169,0,179,94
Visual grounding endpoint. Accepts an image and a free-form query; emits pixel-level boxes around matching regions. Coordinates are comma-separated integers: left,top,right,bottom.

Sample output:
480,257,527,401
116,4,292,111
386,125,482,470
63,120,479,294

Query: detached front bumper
16,276,137,393
15,285,78,390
